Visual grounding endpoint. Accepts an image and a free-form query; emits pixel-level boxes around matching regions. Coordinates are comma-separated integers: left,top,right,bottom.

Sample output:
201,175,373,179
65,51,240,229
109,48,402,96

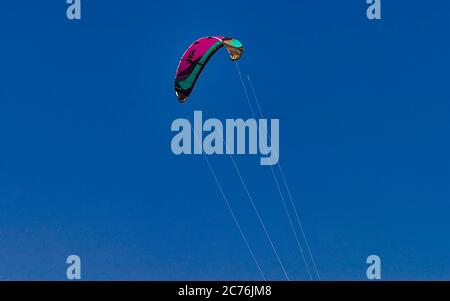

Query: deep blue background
0,1,449,280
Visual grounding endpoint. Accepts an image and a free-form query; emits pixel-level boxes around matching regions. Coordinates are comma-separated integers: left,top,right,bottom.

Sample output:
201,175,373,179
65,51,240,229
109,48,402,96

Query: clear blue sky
0,1,449,280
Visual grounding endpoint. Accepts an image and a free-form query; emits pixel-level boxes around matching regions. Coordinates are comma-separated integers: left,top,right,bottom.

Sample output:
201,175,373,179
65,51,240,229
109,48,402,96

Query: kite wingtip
175,91,188,103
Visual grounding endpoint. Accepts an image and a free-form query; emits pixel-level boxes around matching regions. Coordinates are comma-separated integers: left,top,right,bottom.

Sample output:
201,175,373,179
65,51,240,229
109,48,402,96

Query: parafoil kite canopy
174,36,244,102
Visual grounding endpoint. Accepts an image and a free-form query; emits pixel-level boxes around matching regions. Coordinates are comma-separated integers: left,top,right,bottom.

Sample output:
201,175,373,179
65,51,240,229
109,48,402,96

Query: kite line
198,113,291,280
235,61,321,281
192,129,267,280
